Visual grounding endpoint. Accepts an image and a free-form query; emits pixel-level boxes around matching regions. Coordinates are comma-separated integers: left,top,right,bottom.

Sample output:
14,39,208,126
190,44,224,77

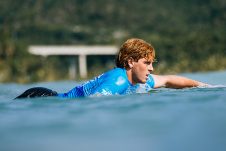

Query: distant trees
0,0,225,82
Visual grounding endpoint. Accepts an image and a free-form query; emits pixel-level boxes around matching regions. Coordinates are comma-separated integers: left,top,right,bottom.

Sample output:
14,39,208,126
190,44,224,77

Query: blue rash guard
58,68,155,98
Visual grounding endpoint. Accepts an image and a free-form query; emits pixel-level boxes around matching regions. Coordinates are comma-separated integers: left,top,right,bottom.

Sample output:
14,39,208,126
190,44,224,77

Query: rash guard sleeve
146,74,155,88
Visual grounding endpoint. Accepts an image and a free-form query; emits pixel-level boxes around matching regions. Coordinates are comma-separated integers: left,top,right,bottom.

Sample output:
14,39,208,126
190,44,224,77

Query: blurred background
0,0,226,83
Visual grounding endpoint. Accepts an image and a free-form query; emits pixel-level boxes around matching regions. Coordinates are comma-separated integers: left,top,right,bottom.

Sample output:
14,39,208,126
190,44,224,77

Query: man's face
131,58,154,84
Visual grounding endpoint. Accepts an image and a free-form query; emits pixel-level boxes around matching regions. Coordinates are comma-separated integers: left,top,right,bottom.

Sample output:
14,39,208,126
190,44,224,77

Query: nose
147,63,154,73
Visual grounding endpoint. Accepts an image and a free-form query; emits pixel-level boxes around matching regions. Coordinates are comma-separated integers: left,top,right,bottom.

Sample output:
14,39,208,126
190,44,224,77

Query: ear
127,57,134,68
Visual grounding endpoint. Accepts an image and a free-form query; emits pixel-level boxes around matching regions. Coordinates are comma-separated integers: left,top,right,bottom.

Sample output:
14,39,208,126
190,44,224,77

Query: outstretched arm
151,74,209,89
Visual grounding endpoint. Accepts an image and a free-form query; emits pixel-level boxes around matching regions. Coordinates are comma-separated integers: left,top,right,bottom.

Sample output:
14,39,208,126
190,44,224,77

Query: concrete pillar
69,57,77,80
79,55,87,78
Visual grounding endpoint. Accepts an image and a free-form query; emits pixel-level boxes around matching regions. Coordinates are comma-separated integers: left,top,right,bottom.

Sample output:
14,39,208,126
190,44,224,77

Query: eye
144,61,151,65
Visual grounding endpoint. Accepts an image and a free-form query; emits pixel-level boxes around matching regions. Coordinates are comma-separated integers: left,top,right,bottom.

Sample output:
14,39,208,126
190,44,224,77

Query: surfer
15,38,208,99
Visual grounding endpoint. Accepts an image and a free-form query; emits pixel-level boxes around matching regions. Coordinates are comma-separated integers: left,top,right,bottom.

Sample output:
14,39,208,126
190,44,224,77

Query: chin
140,79,147,84
135,78,147,84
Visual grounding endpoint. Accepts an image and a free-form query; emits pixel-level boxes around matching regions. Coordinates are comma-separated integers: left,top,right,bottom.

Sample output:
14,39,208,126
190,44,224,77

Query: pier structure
28,45,118,79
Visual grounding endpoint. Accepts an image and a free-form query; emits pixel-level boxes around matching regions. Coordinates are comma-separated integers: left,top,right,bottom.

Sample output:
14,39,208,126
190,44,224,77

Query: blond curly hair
115,38,155,69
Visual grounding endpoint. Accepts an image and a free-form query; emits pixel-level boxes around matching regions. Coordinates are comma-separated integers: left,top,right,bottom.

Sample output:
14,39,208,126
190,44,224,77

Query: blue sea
0,71,226,151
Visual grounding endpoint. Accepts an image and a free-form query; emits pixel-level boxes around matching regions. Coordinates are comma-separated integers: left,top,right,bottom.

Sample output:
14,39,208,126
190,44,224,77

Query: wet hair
115,38,155,69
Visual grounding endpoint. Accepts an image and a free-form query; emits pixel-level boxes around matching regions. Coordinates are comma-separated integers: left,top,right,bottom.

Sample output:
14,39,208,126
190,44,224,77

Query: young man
15,38,208,99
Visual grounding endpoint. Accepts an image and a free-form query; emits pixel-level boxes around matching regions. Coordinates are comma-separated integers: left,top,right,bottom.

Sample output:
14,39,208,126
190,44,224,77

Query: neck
126,69,135,85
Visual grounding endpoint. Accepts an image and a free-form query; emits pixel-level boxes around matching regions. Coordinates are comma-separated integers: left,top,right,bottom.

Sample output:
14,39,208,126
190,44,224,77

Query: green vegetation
0,0,226,83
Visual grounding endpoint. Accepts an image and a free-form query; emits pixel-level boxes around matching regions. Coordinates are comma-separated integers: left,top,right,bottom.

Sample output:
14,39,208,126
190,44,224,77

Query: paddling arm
151,74,208,89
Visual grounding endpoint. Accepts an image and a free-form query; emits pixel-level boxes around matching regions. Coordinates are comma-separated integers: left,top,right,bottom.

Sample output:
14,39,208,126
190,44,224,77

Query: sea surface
0,70,226,151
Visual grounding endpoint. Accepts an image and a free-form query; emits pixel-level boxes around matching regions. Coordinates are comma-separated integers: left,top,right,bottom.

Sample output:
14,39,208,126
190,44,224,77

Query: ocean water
0,71,226,151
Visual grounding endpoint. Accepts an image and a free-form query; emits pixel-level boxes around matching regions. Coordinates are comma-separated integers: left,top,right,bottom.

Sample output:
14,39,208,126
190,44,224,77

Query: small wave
198,84,226,88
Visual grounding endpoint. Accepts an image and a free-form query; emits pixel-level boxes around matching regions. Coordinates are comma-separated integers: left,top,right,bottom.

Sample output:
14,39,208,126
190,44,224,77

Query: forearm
165,75,207,89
